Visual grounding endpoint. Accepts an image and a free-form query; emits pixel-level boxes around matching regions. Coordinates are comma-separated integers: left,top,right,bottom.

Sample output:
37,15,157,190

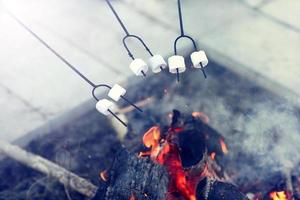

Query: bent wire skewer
105,0,167,76
5,10,142,127
171,0,208,82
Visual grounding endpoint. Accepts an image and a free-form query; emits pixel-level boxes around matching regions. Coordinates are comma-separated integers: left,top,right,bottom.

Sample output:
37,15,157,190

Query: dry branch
0,140,98,198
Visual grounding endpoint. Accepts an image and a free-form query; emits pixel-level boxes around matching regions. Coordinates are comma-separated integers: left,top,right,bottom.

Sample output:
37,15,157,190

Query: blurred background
0,0,299,142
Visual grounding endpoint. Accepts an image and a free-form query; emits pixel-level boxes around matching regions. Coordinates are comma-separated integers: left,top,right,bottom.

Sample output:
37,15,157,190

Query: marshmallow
108,84,126,102
190,50,208,68
129,58,148,76
148,55,167,73
168,55,186,74
96,99,115,115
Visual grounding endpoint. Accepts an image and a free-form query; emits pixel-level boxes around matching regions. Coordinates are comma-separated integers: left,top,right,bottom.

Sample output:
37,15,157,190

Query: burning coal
139,110,246,200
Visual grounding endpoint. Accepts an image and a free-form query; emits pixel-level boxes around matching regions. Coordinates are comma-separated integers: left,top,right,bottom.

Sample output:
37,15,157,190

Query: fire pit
0,57,299,200
94,110,248,200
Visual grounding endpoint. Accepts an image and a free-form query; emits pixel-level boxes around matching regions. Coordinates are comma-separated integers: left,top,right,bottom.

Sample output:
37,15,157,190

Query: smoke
127,64,300,185
157,73,300,175
232,103,300,171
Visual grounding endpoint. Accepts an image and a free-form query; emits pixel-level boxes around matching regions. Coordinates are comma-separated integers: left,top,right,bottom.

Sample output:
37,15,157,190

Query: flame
140,126,200,200
139,126,162,160
210,152,216,160
130,193,135,200
143,126,161,148
219,139,229,155
99,170,108,182
192,112,210,124
269,191,288,200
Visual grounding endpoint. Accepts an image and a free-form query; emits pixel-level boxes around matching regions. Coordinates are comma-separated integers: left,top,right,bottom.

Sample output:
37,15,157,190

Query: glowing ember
130,193,135,200
219,138,229,155
99,170,108,182
269,191,288,200
192,112,210,124
140,125,204,200
210,152,216,160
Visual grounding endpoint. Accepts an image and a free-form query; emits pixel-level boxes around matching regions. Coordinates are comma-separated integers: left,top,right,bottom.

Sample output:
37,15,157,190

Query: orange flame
219,139,229,155
269,191,288,200
210,152,216,160
142,126,160,148
99,170,108,182
140,126,199,200
139,126,162,160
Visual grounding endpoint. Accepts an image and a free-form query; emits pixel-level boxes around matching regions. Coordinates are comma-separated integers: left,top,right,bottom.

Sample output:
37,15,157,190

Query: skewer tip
176,68,180,82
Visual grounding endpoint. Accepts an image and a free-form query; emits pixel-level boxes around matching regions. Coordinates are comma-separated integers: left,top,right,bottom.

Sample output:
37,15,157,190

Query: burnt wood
196,178,249,200
93,149,169,200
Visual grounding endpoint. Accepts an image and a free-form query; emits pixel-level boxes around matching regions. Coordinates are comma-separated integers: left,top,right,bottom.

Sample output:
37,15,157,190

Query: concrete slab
128,0,300,103
0,85,46,141
200,4,300,100
243,0,270,7
0,0,300,142
261,0,300,30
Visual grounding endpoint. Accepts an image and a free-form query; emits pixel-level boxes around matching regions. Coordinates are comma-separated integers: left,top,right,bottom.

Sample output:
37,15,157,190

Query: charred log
93,149,169,200
177,129,206,169
196,178,249,200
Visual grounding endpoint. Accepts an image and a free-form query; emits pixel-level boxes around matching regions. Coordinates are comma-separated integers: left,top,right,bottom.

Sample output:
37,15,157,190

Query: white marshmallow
148,55,167,73
129,58,148,76
96,99,115,115
108,84,126,102
190,50,208,68
168,55,186,74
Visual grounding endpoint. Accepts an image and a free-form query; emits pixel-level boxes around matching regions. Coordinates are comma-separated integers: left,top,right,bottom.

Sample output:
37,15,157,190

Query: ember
140,126,198,200
99,170,108,182
269,191,288,200
210,152,216,160
139,119,204,199
192,112,210,124
130,193,135,200
219,138,229,155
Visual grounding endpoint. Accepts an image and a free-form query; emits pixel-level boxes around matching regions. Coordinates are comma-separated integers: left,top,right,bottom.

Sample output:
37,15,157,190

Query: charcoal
196,178,249,200
94,149,169,200
177,129,206,169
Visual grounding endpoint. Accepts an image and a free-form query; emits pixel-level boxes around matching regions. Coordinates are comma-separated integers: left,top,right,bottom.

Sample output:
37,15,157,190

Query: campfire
93,107,300,200
95,110,299,200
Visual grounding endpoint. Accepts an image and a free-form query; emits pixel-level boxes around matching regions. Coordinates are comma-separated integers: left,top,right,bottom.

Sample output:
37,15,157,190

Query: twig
111,97,154,140
284,168,294,200
116,97,154,114
26,176,51,200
